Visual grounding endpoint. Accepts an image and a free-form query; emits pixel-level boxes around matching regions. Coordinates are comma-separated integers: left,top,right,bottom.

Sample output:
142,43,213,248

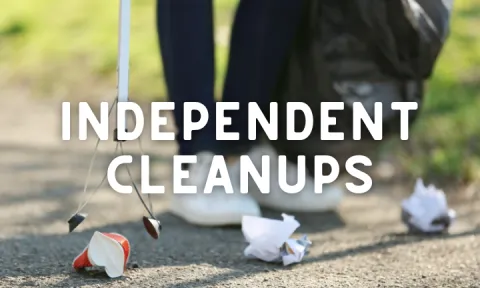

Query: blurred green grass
0,0,479,182
394,0,480,184
0,0,238,100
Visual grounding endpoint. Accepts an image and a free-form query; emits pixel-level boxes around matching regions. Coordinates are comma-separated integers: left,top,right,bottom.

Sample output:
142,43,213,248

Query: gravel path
0,95,478,287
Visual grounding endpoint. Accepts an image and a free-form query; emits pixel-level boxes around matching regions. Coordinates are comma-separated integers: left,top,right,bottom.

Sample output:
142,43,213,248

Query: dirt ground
0,95,478,288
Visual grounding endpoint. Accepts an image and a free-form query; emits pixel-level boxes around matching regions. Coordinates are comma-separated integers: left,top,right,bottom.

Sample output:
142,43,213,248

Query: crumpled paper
242,214,311,266
401,178,456,233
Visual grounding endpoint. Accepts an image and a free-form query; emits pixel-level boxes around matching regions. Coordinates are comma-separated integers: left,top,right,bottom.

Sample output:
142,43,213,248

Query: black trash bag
271,0,453,176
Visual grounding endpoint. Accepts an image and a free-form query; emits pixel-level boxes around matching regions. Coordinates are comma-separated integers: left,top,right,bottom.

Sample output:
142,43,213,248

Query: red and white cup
72,232,131,278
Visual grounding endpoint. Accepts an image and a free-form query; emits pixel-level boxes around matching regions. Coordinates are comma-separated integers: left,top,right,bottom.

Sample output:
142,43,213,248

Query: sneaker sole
169,205,261,227
254,186,344,213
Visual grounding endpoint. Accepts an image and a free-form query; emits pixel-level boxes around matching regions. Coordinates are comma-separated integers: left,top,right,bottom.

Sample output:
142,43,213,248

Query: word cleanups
106,154,374,194
61,101,418,142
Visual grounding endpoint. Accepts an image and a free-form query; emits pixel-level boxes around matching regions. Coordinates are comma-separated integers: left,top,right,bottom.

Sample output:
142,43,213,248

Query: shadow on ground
1,212,478,288
0,142,347,287
0,143,171,227
0,143,479,287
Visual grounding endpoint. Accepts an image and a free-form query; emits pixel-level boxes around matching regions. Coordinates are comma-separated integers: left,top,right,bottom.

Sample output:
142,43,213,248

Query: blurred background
0,0,479,185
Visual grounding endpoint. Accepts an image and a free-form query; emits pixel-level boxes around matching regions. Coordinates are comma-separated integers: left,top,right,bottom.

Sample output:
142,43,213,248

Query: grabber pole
115,0,131,139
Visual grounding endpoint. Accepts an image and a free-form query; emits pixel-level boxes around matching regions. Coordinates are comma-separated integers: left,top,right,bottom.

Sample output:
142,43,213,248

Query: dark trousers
156,0,303,155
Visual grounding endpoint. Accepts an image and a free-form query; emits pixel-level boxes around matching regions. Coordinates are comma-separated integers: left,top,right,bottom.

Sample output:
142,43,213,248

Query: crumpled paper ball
242,213,311,266
401,178,456,234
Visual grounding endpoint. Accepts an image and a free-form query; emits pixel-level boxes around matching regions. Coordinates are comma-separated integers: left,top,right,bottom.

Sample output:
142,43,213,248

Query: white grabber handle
115,0,131,141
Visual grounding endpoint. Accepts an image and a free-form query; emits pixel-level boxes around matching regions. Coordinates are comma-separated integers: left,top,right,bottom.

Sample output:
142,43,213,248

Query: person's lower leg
156,0,261,225
221,0,304,152
156,0,217,155
221,0,344,212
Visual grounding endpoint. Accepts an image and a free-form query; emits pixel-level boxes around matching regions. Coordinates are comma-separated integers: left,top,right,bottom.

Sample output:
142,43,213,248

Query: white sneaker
246,144,344,212
169,152,261,226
